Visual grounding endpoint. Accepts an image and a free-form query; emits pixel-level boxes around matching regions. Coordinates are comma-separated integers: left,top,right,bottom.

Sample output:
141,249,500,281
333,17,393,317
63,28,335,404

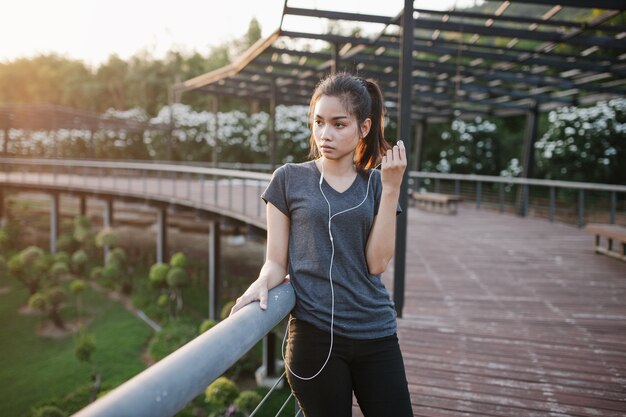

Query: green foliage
0,255,7,277
199,319,217,334
147,319,198,361
53,251,71,266
89,266,103,281
166,267,188,288
28,293,47,311
234,390,262,414
205,376,239,407
101,264,120,282
71,249,89,272
56,234,77,253
157,293,169,307
20,246,45,265
50,262,70,281
221,301,236,320
46,286,67,306
31,405,67,417
149,263,170,288
95,228,118,248
74,332,96,364
69,279,87,294
0,228,9,250
109,247,127,265
170,251,188,268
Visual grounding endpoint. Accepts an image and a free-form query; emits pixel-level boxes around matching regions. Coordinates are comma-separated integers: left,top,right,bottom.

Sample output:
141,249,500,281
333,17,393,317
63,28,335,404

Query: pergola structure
0,103,169,156
173,0,626,315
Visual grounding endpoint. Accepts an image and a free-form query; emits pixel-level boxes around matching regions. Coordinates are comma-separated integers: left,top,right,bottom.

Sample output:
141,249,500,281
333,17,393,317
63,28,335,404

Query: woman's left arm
365,140,407,275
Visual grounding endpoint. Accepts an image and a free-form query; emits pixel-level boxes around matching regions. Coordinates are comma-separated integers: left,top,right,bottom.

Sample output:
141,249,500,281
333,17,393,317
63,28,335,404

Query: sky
0,0,474,68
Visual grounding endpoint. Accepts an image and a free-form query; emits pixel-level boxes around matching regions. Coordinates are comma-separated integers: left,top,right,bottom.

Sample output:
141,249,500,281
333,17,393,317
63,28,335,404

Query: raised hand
381,140,407,192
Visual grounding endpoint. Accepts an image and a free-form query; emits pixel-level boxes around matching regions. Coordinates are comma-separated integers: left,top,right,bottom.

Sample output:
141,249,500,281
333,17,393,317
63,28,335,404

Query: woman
230,72,413,417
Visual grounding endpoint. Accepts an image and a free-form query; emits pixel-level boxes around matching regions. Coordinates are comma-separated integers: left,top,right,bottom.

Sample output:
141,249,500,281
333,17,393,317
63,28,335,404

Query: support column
208,220,221,320
518,103,539,216
103,199,113,262
79,196,87,217
0,188,5,227
331,42,340,75
393,0,414,319
156,205,168,264
269,80,278,170
411,119,427,172
50,193,59,254
212,96,221,167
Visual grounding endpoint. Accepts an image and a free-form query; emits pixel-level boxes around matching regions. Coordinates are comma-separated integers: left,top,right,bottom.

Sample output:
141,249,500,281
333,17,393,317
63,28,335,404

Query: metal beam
156,205,168,264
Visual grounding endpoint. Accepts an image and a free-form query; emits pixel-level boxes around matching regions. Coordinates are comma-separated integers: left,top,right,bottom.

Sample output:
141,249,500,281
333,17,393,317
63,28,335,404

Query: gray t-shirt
261,160,399,339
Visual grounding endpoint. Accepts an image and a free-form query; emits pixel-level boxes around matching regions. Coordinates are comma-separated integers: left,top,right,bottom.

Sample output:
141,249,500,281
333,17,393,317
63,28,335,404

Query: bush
147,319,198,361
20,246,45,265
109,247,127,265
28,293,47,311
95,228,118,248
149,263,170,288
56,234,76,252
31,405,66,417
170,252,188,268
199,319,217,334
166,267,188,288
53,251,71,266
89,266,103,281
234,390,262,414
157,293,169,307
205,376,239,407
220,301,236,320
69,279,87,294
75,332,96,363
71,250,89,272
49,262,70,281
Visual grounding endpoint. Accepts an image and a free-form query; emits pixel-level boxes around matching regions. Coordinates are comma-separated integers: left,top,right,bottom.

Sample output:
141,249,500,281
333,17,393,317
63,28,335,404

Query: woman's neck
318,156,356,178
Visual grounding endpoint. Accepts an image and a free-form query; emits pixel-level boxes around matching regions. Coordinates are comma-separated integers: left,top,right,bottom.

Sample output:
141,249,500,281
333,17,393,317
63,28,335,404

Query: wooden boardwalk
372,206,626,417
2,170,625,416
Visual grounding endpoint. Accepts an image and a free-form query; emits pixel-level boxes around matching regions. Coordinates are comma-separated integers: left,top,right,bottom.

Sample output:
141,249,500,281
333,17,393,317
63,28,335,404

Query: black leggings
285,318,413,417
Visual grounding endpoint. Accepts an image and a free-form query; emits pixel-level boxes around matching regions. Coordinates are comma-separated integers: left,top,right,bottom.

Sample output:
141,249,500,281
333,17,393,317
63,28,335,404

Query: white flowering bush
534,98,625,184
424,117,499,175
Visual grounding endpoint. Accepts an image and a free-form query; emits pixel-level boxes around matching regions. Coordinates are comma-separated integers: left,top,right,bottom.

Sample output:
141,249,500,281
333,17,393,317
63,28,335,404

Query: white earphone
283,158,381,381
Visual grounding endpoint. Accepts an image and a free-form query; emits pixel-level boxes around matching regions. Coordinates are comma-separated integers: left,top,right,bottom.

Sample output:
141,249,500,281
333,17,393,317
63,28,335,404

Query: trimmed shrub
170,252,188,268
199,319,217,334
166,267,188,288
205,376,239,407
149,263,170,288
220,301,236,320
234,390,262,414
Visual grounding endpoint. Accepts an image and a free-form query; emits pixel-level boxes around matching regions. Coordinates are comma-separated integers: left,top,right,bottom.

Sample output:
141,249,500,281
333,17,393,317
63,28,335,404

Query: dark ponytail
308,72,390,170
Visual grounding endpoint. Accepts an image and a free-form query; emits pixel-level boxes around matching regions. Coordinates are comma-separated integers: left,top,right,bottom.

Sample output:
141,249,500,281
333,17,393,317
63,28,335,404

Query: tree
28,286,67,329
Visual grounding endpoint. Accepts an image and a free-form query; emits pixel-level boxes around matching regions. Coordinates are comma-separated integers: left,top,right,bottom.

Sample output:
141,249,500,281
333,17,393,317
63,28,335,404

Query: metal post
393,0,414,318
269,79,278,169
80,196,87,216
499,183,504,213
331,42,340,75
518,103,539,215
0,188,4,227
212,96,221,166
208,220,221,320
50,193,59,254
476,182,482,209
264,332,277,378
157,205,168,264
411,119,426,172
578,189,585,228
610,191,616,225
103,199,113,262
549,187,555,223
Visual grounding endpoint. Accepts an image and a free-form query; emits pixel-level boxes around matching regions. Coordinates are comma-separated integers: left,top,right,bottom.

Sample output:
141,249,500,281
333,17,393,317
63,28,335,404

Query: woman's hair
308,72,390,170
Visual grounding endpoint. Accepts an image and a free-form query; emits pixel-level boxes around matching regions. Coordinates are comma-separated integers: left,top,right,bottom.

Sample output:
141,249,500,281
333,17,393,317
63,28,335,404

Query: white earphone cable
283,160,381,381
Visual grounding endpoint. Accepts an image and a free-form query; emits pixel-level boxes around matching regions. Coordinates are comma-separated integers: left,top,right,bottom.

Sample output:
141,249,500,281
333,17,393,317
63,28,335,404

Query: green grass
0,275,154,417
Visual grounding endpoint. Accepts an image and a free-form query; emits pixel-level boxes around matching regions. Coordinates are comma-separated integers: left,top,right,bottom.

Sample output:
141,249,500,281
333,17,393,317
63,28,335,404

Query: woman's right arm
229,202,290,316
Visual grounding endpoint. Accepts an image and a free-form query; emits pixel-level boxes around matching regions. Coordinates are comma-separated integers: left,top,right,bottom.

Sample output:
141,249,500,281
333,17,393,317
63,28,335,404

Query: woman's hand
381,140,407,192
229,277,270,316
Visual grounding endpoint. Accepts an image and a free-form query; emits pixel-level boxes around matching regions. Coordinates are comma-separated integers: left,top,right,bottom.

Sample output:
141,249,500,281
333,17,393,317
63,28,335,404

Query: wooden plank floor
357,206,626,417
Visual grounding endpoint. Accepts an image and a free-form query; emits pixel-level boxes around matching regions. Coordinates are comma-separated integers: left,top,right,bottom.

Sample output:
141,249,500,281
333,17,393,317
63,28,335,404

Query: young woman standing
230,72,413,417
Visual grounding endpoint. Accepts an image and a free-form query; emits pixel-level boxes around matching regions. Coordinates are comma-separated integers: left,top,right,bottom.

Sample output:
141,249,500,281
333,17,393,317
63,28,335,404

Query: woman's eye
335,123,344,128
314,120,323,126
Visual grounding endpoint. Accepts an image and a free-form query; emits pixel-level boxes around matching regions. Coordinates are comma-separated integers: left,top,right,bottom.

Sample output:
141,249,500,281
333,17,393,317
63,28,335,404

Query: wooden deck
369,206,626,417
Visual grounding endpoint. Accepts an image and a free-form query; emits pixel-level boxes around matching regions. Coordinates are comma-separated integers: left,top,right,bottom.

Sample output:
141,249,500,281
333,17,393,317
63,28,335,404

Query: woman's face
313,95,370,162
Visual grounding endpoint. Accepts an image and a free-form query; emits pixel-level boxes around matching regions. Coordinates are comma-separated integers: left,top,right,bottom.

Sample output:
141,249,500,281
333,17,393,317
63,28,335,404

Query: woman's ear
360,118,372,138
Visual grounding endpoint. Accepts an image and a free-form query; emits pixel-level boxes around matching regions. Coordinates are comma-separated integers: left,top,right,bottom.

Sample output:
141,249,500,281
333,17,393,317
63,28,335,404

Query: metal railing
73,283,295,417
410,172,626,227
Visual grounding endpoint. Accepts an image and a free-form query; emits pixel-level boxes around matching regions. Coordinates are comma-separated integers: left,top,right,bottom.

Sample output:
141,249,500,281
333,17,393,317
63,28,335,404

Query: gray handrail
409,171,626,193
73,283,295,417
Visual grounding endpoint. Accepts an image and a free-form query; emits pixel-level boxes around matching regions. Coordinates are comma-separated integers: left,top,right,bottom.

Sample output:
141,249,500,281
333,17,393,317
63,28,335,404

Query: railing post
80,196,87,216
610,191,616,225
498,183,504,213
549,186,555,223
578,189,585,228
476,182,482,210
50,192,59,254
208,220,221,321
103,199,113,263
0,188,5,227
157,205,168,264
